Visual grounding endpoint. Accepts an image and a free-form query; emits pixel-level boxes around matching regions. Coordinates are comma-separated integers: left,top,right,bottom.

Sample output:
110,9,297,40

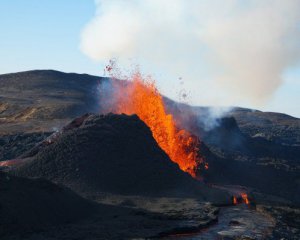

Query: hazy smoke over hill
80,0,300,106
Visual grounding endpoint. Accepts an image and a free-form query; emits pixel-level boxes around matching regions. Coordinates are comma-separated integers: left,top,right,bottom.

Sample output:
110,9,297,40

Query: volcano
12,113,229,203
1,70,300,239
98,71,205,177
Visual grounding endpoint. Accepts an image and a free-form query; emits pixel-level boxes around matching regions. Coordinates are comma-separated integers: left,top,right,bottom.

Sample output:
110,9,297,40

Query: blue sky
0,0,100,75
0,0,299,117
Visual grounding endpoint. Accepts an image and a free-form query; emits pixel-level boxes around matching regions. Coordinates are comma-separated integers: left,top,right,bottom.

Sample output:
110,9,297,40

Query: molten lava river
101,70,206,177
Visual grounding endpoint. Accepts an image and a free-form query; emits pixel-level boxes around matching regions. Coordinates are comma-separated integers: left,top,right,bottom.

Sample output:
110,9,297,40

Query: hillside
11,113,229,202
1,70,299,204
0,70,102,134
230,107,300,146
0,171,94,237
1,70,299,239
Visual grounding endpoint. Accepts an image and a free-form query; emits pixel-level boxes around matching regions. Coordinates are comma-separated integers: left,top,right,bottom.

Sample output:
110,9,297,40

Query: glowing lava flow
232,193,250,205
102,71,205,177
241,193,250,204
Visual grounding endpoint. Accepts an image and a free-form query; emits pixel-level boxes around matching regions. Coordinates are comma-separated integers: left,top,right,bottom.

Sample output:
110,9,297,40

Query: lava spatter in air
101,64,206,177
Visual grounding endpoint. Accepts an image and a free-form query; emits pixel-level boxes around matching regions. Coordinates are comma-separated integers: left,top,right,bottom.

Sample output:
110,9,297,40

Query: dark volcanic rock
0,171,94,237
13,113,229,203
0,132,51,161
262,205,300,239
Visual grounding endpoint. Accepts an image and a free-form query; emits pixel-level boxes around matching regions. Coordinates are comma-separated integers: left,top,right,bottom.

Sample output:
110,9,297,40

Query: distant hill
230,107,300,146
0,70,103,134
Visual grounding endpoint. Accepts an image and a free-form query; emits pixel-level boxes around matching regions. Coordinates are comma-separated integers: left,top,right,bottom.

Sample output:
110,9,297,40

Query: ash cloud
80,0,300,106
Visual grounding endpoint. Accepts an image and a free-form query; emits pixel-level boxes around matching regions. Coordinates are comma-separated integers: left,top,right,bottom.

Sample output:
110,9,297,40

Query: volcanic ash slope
13,113,229,203
0,171,95,237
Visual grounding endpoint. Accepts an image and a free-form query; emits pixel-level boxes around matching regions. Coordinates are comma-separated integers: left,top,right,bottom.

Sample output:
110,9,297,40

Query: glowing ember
102,68,205,177
241,193,249,204
232,193,250,205
204,162,209,170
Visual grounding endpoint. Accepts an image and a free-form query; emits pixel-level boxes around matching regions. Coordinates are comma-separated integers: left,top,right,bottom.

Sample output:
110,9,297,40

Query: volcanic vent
99,70,207,177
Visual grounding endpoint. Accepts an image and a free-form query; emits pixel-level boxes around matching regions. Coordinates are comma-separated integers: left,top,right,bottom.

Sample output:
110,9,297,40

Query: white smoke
80,0,300,107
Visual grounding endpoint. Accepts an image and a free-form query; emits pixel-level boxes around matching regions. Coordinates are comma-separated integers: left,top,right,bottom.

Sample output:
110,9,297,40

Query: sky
0,0,299,118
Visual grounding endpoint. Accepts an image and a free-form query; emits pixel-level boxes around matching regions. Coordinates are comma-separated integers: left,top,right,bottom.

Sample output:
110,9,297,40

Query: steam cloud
80,0,300,106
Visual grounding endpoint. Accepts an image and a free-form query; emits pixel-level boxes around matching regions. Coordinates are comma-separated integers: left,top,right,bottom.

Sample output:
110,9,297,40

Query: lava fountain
99,67,206,177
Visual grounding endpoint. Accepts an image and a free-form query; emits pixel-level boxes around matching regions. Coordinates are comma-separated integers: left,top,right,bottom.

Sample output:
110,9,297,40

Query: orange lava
233,196,237,205
204,163,209,170
241,193,249,204
106,71,204,177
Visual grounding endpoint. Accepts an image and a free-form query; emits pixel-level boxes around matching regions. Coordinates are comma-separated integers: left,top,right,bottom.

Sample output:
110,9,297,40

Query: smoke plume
80,0,300,106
